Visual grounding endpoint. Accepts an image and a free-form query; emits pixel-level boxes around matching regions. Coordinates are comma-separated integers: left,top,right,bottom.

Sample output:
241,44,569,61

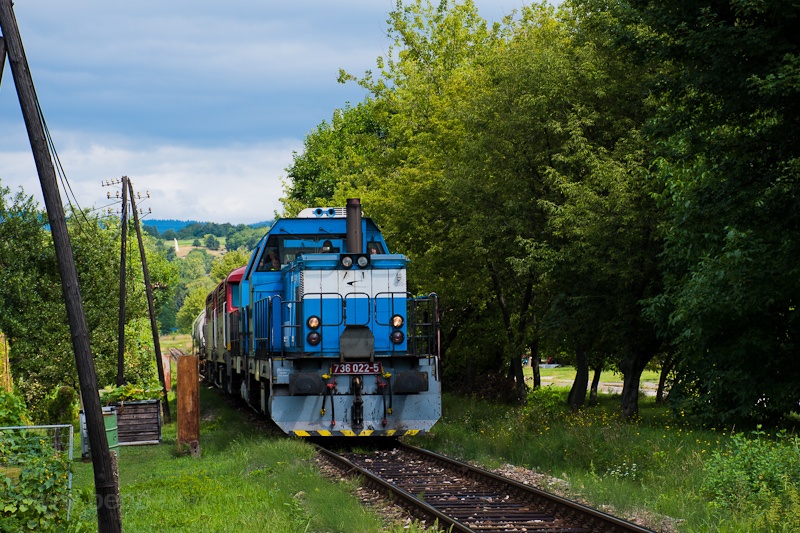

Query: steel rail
319,442,655,533
316,444,473,532
397,441,655,533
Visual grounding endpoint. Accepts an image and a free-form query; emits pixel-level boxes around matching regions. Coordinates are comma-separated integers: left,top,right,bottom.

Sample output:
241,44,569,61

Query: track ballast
317,441,654,533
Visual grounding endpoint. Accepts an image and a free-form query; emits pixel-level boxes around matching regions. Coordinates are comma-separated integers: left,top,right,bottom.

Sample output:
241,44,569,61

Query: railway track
317,442,654,533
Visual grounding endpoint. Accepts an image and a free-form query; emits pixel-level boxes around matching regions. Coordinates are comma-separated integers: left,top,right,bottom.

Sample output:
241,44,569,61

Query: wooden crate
115,400,162,445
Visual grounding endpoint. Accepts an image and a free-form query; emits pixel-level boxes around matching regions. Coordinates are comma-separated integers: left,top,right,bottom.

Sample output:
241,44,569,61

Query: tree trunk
530,340,541,389
589,365,602,406
619,351,653,418
510,353,526,403
656,353,674,404
567,347,589,411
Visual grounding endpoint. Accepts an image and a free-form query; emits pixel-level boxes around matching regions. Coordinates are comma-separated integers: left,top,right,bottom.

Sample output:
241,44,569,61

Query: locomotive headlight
356,255,369,268
390,330,405,344
307,331,322,346
391,315,404,328
341,256,353,268
307,316,321,330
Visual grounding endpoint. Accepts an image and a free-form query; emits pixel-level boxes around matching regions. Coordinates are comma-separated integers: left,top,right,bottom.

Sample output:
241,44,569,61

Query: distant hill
144,219,198,234
144,219,271,234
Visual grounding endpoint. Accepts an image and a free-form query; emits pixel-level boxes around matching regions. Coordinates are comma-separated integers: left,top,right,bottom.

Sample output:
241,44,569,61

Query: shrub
45,386,77,425
0,389,31,426
0,430,71,532
520,385,569,428
702,428,800,528
99,380,163,405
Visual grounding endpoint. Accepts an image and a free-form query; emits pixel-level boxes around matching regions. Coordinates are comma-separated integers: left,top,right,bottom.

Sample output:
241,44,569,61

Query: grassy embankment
70,360,799,532
417,366,800,532
69,385,430,532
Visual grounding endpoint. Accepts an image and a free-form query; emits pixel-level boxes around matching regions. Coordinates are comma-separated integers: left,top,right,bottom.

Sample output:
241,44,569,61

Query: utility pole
1,35,6,85
128,179,171,423
0,3,122,531
117,177,129,386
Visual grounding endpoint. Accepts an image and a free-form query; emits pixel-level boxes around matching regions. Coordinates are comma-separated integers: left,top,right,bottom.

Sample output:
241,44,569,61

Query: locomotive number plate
330,362,383,375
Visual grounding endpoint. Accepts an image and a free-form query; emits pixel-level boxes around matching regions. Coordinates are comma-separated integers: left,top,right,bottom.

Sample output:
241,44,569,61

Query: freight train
193,199,441,437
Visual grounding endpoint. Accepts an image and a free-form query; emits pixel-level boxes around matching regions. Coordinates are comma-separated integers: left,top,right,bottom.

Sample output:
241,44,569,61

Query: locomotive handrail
408,293,440,357
298,292,345,328
343,291,372,327
372,291,410,327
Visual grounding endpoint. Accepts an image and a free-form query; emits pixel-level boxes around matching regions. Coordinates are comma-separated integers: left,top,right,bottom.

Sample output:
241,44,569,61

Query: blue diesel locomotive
194,199,441,437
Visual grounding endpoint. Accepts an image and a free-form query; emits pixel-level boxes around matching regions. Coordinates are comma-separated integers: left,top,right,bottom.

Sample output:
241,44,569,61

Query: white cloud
1,133,302,224
2,0,535,226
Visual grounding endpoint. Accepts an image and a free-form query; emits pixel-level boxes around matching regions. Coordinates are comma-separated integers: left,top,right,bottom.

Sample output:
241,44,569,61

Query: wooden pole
177,352,200,457
116,177,128,386
1,35,7,86
128,179,171,423
0,4,122,531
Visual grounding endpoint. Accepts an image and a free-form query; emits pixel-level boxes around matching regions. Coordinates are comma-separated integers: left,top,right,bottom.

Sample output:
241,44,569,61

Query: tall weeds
420,388,798,531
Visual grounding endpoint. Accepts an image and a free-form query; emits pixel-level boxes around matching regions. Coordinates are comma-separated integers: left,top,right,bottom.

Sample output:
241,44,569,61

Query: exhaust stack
345,198,362,253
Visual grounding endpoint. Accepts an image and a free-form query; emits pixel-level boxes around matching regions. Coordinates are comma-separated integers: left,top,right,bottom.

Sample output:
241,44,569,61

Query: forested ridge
283,0,800,427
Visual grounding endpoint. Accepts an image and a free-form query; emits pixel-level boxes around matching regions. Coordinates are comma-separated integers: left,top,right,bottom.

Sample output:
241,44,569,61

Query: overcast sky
1,0,530,224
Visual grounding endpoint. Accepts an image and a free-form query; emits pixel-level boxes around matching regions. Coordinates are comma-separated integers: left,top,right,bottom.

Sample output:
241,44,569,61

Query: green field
532,365,661,391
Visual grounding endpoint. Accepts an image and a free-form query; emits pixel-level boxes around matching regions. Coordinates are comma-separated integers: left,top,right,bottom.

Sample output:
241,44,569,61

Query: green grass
416,389,799,532
532,364,661,386
67,368,800,532
159,333,193,354
173,237,227,251
69,388,430,532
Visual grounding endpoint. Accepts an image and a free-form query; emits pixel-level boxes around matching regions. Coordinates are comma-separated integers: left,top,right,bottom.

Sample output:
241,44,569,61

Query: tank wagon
195,199,441,437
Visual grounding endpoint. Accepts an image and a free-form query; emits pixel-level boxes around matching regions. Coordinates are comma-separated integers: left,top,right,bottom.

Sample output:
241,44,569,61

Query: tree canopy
281,0,800,425
0,182,178,421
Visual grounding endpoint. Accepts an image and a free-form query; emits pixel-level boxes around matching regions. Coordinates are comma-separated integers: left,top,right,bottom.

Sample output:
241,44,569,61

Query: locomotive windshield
255,234,347,271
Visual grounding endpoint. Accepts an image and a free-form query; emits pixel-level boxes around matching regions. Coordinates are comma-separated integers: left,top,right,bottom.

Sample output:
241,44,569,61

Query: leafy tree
176,287,208,334
142,224,160,238
205,234,220,250
284,100,390,215
617,0,800,425
225,225,265,251
281,0,662,414
158,302,177,334
161,228,178,241
339,0,525,397
210,250,251,283
519,0,663,417
0,182,176,420
181,249,210,280
176,221,233,239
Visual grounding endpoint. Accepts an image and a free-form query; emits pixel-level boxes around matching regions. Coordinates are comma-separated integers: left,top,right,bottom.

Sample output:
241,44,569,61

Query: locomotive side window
367,241,385,254
256,247,281,271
